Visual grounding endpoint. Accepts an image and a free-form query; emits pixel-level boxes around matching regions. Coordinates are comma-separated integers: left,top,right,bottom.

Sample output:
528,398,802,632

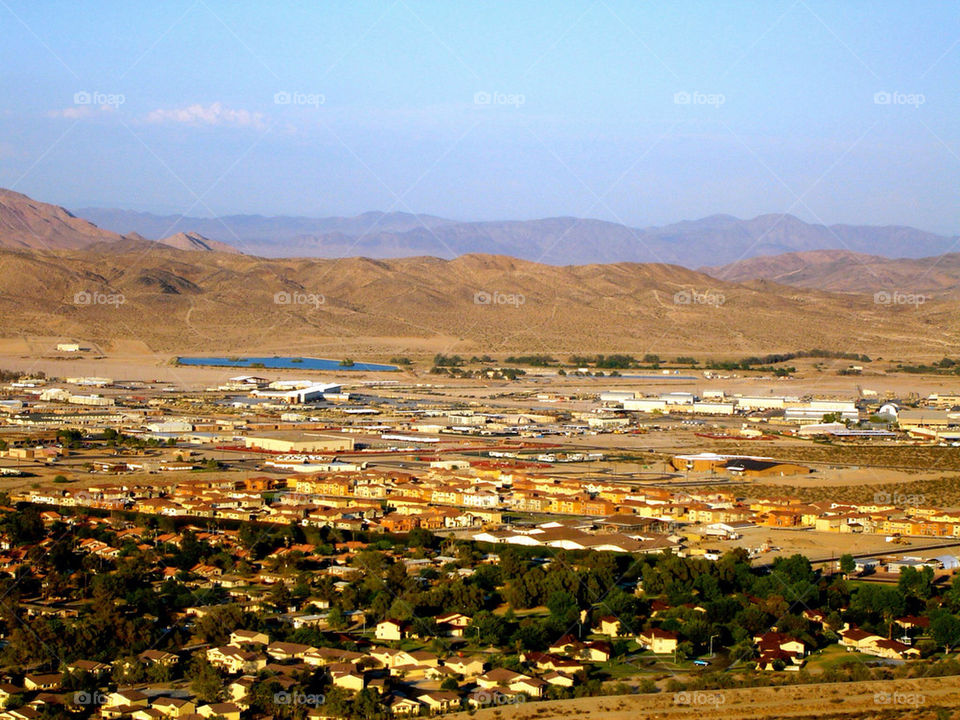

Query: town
1,354,960,718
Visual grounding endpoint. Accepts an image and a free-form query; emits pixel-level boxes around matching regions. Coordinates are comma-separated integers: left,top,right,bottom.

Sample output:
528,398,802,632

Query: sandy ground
703,525,959,564
451,676,960,720
0,338,410,389
3,338,960,395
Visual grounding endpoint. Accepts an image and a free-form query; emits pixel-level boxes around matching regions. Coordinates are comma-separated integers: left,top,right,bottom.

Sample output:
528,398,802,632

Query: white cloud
145,102,266,129
47,105,116,120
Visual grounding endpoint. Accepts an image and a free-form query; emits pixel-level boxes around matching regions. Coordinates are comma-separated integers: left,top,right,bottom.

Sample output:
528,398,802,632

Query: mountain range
75,204,956,267
0,188,956,357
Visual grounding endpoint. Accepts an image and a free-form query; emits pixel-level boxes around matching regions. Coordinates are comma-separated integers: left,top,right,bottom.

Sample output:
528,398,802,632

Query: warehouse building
243,432,354,453
251,382,342,404
671,452,810,476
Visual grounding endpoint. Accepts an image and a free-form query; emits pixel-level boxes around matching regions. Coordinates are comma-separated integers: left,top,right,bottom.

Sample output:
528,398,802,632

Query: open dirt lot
704,525,959,564
3,339,960,396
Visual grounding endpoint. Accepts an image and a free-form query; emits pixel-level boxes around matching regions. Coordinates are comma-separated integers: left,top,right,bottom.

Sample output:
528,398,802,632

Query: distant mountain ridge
76,205,955,266
0,189,240,254
3,188,954,268
75,207,451,255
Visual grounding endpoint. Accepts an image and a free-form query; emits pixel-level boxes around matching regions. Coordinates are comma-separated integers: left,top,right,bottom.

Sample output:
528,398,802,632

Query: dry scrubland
725,476,960,509
685,442,960,506
705,443,960,472
2,245,960,355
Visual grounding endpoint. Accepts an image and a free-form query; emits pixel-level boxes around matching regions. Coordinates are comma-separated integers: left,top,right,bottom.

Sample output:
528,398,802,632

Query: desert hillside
704,249,960,296
0,245,955,356
0,188,124,250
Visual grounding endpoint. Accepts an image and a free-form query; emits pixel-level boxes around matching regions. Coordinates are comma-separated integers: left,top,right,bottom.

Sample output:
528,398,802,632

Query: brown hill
0,246,955,356
0,188,124,250
0,189,240,255
159,231,241,254
704,249,960,297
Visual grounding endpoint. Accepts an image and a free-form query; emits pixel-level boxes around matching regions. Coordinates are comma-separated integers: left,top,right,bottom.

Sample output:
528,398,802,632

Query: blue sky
1,1,958,232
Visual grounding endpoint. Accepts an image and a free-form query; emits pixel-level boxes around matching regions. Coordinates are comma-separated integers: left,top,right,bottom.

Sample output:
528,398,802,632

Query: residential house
197,702,242,720
417,690,459,714
375,618,410,641
207,645,267,674
637,628,679,654
229,629,270,646
150,697,196,717
443,656,486,677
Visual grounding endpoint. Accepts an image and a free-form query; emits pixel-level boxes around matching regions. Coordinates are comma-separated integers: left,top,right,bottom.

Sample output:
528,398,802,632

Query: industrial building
251,382,342,404
670,452,810,477
243,432,354,453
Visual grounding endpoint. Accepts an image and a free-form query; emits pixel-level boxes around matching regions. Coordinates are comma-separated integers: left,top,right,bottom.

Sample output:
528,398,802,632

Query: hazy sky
1,1,958,233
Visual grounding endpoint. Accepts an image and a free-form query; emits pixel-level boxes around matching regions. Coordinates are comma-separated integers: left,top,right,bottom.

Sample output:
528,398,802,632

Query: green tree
899,565,935,600
187,655,222,703
467,611,508,646
547,590,580,630
931,614,960,652
327,605,347,630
